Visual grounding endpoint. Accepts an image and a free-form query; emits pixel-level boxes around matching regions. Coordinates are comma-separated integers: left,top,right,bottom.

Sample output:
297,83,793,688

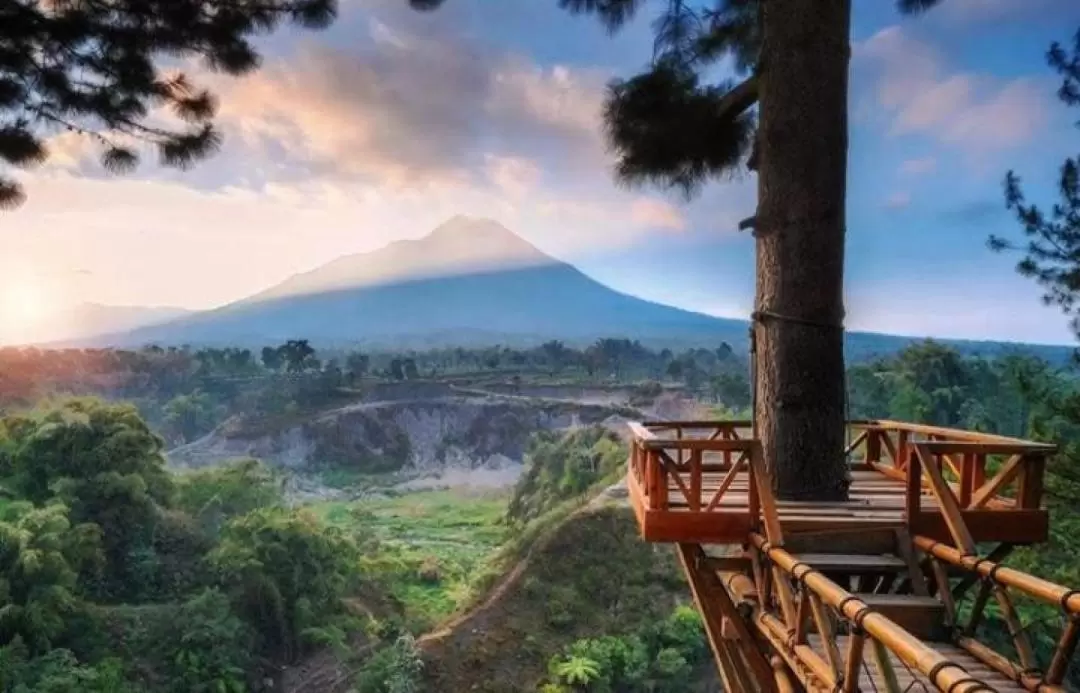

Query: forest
0,333,1078,690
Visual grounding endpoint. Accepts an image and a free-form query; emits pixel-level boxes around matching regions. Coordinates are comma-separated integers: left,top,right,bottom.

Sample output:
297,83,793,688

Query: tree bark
754,0,851,501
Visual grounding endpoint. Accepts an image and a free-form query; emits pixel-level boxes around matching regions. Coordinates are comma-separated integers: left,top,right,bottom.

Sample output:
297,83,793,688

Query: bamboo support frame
749,532,1021,693
627,420,1074,693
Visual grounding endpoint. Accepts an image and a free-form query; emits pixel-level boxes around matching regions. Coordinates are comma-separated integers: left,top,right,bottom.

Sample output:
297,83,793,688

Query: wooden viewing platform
625,420,1080,693
627,419,1055,546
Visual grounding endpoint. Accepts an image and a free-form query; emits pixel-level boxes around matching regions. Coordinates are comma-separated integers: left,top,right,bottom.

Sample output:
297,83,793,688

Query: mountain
66,216,1074,363
8,303,193,346
87,216,749,348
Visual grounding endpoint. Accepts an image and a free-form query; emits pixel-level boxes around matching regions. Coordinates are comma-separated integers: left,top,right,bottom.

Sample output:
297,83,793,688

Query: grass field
310,488,511,630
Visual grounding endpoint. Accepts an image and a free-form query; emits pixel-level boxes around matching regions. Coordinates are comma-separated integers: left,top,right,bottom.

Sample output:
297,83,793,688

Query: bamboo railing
915,536,1079,692
742,530,1049,693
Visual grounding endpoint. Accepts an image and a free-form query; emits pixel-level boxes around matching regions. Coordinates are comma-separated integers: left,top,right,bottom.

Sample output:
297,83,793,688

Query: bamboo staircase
626,420,1080,693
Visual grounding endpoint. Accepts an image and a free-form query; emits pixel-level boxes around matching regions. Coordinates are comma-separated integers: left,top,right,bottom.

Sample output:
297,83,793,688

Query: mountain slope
92,217,747,347
70,216,1074,362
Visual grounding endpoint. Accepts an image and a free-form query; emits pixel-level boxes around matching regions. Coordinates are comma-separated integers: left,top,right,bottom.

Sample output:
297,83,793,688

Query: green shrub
355,634,424,693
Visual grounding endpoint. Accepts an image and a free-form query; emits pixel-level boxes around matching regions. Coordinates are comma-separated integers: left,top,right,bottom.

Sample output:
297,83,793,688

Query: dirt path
417,556,531,645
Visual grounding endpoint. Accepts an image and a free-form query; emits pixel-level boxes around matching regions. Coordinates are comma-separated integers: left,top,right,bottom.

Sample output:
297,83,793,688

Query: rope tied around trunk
751,309,845,331
748,309,852,463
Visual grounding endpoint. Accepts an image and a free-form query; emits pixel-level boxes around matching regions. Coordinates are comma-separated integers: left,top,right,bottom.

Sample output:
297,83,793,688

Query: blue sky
4,0,1080,345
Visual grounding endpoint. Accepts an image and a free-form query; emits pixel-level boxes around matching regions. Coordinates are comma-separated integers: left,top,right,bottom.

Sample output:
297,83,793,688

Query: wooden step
784,528,898,555
857,593,947,640
794,553,907,572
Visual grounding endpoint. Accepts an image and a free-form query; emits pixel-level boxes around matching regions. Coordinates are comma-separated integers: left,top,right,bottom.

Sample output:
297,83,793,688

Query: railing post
897,430,909,471
1016,454,1046,510
904,446,921,522
652,450,669,510
689,449,702,512
866,427,881,465
959,452,975,508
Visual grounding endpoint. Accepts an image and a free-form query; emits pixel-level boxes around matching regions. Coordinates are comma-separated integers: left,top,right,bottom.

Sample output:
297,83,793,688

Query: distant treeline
0,337,1075,446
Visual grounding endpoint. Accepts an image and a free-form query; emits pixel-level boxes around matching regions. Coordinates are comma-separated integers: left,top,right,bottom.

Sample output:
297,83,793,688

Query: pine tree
991,29,1080,339
0,0,338,209
410,0,943,500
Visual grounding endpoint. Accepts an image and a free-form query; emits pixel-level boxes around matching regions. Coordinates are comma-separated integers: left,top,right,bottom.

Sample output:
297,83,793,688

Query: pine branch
604,64,757,198
0,0,337,209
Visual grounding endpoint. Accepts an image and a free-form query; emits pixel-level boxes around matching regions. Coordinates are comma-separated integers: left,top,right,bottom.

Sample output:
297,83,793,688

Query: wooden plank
641,509,753,543
794,553,906,571
912,509,1048,545
627,421,657,442
917,441,1056,455
856,594,946,641
871,420,1052,447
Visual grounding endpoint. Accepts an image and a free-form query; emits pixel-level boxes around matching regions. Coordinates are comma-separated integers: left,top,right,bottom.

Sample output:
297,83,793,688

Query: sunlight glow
0,279,53,343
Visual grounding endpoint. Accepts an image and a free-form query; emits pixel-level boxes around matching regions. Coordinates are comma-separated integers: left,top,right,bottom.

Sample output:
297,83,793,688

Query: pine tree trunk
754,0,851,501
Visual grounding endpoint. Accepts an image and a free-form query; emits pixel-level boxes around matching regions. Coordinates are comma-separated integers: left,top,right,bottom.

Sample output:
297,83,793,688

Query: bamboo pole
750,533,997,693
1046,618,1080,685
914,536,1080,614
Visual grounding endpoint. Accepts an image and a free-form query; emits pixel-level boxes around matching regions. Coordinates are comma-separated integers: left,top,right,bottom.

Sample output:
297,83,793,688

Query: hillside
416,503,718,693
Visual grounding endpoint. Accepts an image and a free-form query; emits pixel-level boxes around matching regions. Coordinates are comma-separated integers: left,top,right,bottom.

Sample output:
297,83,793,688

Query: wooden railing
850,420,1056,546
629,420,757,514
915,536,1078,692
850,420,1057,508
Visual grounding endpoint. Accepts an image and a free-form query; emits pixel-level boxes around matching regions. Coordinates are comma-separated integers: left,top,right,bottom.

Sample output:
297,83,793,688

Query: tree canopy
0,0,337,209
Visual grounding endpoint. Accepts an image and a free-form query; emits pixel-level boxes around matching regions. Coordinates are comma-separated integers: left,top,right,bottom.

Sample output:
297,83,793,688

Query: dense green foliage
506,426,627,527
2,334,1080,690
0,399,375,692
540,605,708,693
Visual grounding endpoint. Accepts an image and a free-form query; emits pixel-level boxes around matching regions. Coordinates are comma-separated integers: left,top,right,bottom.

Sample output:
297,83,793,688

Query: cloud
884,191,912,209
899,157,937,176
484,155,542,199
629,197,686,231
855,26,1050,153
192,8,610,191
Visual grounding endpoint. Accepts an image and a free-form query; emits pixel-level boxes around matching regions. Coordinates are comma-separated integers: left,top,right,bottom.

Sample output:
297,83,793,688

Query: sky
3,0,1080,345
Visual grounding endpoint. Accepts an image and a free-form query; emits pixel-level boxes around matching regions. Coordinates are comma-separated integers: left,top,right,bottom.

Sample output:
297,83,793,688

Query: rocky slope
166,392,660,488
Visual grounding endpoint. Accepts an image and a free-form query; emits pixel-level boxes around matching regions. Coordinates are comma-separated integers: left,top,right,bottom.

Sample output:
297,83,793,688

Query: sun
0,281,51,341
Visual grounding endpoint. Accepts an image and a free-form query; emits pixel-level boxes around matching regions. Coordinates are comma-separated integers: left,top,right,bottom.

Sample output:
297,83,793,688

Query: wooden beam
915,444,976,553
677,543,777,693
970,454,1024,508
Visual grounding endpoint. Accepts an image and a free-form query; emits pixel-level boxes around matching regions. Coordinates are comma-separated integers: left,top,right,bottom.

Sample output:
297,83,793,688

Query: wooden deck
627,420,1054,546
649,421,1076,693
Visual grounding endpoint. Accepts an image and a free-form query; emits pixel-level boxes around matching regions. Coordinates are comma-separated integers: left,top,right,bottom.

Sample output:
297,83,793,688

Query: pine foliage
0,0,338,208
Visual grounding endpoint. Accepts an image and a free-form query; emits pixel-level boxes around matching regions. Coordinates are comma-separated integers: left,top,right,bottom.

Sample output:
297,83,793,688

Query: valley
2,331,1079,692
